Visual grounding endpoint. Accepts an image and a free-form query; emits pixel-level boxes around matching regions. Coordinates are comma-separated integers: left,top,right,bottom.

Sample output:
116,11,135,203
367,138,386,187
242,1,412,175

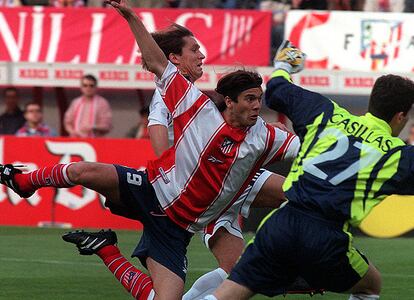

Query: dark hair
24,101,41,112
368,74,414,122
140,106,149,116
3,87,18,97
204,90,226,112
81,74,98,86
152,24,194,58
215,70,262,110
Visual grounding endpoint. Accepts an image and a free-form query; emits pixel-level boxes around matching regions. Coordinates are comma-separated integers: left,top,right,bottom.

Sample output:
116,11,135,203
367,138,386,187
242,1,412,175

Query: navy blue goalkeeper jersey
265,70,414,227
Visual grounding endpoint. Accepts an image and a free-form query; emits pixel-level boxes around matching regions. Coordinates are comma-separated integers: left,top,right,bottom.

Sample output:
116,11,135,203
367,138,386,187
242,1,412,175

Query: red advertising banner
0,7,271,66
0,136,157,230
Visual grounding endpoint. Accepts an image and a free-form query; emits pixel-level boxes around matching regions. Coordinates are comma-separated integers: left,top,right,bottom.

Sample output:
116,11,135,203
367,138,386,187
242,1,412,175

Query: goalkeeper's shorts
228,202,370,297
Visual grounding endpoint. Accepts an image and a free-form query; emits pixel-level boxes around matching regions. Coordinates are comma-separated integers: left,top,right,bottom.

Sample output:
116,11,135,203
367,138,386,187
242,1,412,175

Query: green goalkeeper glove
273,40,306,74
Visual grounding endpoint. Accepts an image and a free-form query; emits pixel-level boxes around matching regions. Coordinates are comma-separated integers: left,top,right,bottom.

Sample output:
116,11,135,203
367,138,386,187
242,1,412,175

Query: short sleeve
148,89,171,128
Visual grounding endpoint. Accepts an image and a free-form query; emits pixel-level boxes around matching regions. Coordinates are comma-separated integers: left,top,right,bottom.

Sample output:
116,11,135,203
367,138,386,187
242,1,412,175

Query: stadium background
0,2,413,299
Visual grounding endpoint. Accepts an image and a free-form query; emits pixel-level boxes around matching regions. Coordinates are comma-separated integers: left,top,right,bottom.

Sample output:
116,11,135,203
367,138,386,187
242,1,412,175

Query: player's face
24,104,43,125
232,87,263,127
80,79,97,98
175,36,205,82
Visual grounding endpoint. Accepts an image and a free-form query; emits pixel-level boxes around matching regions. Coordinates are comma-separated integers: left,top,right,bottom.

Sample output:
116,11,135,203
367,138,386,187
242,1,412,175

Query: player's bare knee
369,266,382,295
217,258,236,274
66,162,83,183
351,263,382,295
364,264,381,295
210,228,244,273
67,162,93,184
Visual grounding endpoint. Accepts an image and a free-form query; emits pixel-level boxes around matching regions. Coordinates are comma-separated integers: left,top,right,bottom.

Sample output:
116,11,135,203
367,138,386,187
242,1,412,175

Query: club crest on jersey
220,138,234,154
360,19,402,70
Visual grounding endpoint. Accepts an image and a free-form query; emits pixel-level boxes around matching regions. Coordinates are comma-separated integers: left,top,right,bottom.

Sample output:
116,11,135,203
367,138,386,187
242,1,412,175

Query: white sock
201,296,218,300
349,294,380,300
147,289,155,300
182,268,227,300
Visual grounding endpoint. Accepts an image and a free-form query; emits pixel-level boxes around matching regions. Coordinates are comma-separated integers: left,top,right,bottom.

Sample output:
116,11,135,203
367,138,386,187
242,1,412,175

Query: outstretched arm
265,40,333,139
106,0,167,78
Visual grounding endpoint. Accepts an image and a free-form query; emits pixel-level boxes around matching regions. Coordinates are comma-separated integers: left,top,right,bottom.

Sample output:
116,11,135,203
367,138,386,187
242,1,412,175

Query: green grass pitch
0,226,413,299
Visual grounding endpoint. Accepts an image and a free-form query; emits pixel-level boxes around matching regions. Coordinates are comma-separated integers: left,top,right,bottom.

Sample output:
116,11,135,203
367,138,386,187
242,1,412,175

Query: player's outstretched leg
62,230,155,300
0,162,121,206
0,163,74,198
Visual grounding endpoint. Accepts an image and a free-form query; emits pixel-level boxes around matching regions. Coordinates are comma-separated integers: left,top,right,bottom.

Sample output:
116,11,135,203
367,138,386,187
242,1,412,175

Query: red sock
97,245,154,300
14,164,74,194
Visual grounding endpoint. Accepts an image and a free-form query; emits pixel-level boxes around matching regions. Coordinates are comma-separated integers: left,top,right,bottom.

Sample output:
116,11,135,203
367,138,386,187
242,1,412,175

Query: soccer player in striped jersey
145,23,309,300
0,6,300,300
207,42,414,300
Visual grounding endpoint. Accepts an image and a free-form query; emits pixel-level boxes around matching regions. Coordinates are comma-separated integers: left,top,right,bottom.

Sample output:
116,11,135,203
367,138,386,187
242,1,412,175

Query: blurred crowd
0,78,150,139
0,0,412,12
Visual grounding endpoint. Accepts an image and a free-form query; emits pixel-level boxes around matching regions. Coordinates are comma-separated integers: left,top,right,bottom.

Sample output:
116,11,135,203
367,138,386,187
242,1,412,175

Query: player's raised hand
274,40,306,74
104,0,167,78
105,0,135,20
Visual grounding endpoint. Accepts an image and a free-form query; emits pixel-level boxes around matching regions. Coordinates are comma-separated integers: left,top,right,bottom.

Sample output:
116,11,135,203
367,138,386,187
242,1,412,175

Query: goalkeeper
204,41,414,300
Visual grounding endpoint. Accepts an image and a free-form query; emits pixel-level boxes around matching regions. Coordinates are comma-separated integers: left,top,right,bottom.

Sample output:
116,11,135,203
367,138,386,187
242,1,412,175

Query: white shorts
201,169,272,249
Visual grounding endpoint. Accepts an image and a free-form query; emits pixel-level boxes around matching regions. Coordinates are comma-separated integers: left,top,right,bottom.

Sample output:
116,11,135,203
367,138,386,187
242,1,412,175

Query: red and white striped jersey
146,62,299,233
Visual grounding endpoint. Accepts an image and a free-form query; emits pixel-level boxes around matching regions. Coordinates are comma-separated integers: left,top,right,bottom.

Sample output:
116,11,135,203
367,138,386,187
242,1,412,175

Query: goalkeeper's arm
265,41,334,138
